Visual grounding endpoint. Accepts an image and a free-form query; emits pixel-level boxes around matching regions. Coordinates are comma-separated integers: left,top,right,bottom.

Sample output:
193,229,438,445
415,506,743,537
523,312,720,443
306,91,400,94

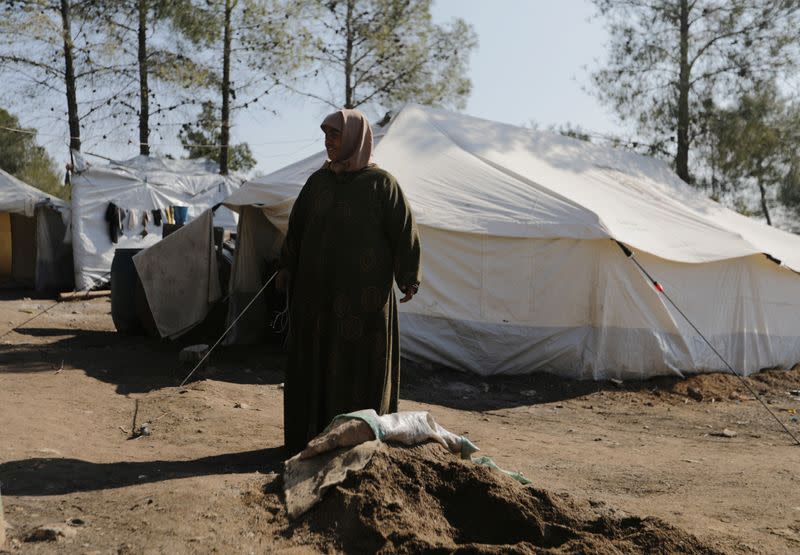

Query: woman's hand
399,283,418,303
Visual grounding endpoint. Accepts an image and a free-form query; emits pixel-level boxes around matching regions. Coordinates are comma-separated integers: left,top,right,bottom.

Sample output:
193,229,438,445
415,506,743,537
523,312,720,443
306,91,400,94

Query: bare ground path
1,294,799,553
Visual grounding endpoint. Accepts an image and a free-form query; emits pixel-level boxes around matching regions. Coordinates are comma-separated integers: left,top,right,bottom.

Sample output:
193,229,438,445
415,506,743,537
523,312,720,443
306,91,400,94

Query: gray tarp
133,210,220,338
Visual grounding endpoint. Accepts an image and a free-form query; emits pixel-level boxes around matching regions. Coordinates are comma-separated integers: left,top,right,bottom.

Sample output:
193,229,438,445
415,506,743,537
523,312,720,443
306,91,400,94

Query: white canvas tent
71,155,242,291
0,168,72,291
222,104,800,380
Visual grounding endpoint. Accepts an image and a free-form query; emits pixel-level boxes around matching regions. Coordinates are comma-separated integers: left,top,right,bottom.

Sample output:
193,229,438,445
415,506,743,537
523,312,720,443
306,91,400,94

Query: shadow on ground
2,325,285,395
0,447,286,496
398,359,685,411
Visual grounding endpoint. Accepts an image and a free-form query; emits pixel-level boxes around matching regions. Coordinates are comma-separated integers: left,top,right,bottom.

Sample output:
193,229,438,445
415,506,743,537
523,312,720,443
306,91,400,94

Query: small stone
687,386,704,401
710,428,738,438
179,344,209,362
26,524,78,542
233,402,250,410
66,517,86,527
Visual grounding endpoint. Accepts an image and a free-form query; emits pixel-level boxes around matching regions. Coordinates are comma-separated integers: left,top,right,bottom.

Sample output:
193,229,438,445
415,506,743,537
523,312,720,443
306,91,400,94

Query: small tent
223,104,800,380
0,169,72,291
70,155,242,291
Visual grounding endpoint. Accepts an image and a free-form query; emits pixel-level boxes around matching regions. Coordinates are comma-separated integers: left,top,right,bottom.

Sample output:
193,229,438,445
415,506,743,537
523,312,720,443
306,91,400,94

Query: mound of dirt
668,365,800,403
276,443,722,554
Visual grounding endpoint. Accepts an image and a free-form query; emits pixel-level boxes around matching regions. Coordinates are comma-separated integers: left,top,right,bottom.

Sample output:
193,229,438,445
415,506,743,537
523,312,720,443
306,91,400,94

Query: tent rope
177,271,278,388
615,240,800,447
0,300,60,341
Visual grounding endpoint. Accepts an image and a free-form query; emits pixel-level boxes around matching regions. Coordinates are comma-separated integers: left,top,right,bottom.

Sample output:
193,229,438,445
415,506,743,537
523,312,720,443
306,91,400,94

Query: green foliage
0,108,65,199
591,0,799,182
553,123,592,143
779,158,800,217
709,82,800,225
299,0,477,110
178,101,256,172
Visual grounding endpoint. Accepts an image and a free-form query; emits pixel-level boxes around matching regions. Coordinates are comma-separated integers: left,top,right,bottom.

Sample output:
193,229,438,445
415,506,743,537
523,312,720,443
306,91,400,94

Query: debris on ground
710,429,738,438
179,344,209,363
25,523,78,542
687,386,704,402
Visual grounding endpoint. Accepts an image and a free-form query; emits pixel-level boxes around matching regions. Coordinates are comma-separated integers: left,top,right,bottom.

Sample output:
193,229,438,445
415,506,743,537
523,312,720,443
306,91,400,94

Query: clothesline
105,203,187,244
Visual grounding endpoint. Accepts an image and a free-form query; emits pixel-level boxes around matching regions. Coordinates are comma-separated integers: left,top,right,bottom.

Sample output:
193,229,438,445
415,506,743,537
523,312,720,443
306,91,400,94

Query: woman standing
277,109,421,454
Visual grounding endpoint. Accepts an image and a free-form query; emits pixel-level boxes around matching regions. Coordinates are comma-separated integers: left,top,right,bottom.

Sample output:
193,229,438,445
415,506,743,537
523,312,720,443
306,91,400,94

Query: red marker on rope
613,239,800,446
653,281,664,293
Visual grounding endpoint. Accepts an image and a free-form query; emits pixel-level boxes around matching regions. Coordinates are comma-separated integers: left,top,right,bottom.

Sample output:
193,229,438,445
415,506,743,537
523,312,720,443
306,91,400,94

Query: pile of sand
270,443,722,554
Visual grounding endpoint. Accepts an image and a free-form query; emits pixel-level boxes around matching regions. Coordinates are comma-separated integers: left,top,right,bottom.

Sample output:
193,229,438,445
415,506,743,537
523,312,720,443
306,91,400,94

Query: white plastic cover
0,168,66,217
71,155,242,290
223,105,800,378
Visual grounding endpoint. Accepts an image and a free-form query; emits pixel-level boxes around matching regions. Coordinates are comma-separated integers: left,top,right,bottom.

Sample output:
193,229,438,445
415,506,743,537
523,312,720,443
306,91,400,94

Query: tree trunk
758,179,772,226
675,0,690,183
59,0,80,152
344,0,354,108
137,0,150,156
220,0,232,175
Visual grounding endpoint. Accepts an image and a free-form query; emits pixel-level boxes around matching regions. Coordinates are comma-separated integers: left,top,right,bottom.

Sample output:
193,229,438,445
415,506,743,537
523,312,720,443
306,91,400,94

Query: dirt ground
1,292,800,554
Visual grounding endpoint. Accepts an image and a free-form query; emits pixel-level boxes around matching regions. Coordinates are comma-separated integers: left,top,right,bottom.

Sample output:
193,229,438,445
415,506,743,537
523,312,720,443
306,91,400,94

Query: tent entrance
0,211,36,288
0,212,11,278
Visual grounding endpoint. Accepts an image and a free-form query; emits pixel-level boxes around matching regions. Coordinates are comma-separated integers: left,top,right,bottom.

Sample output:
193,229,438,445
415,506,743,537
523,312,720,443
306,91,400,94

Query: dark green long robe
280,166,421,453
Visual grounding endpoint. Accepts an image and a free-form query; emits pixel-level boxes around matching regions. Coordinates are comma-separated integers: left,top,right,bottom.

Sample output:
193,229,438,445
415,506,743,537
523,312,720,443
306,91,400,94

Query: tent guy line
616,240,800,447
121,270,279,439
179,270,279,388
0,301,59,342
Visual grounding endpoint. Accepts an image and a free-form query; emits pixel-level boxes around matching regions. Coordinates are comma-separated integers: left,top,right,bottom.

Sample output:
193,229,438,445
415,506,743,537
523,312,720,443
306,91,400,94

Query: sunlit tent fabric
71,155,242,291
0,168,72,291
223,104,800,379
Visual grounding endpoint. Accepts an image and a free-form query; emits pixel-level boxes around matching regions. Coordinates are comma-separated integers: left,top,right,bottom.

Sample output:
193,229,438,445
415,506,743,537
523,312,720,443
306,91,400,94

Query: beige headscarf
321,109,373,174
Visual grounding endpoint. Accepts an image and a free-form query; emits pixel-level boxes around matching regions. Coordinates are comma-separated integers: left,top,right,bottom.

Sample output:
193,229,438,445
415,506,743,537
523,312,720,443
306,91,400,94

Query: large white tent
71,155,242,291
0,168,72,290
223,104,800,380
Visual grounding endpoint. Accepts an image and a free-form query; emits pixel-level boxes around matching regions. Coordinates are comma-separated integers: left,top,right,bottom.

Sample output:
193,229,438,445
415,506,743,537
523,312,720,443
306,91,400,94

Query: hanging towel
152,209,163,226
104,202,123,244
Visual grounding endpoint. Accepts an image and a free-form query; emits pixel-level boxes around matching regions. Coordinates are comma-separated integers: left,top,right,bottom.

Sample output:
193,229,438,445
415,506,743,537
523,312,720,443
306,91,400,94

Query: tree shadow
2,326,285,394
0,446,286,497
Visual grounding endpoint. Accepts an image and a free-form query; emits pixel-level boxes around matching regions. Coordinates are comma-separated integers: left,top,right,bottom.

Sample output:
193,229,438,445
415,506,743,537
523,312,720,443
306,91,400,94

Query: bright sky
23,0,623,176
235,0,622,175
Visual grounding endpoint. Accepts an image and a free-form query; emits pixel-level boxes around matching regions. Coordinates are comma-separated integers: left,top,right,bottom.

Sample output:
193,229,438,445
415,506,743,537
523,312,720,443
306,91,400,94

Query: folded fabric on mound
301,409,479,460
284,440,383,519
283,410,532,518
284,410,480,518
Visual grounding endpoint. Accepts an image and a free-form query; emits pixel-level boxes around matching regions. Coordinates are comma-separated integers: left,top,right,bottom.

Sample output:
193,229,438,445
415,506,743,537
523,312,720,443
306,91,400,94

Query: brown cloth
279,163,421,454
321,109,373,174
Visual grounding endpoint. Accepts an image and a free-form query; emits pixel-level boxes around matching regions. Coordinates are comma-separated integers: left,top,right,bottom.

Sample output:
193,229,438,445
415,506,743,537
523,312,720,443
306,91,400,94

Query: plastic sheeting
71,155,242,290
223,104,800,378
133,210,221,339
0,168,66,217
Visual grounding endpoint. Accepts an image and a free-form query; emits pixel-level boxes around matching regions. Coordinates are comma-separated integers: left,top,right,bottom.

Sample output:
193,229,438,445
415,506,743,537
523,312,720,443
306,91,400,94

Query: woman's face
323,125,343,161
